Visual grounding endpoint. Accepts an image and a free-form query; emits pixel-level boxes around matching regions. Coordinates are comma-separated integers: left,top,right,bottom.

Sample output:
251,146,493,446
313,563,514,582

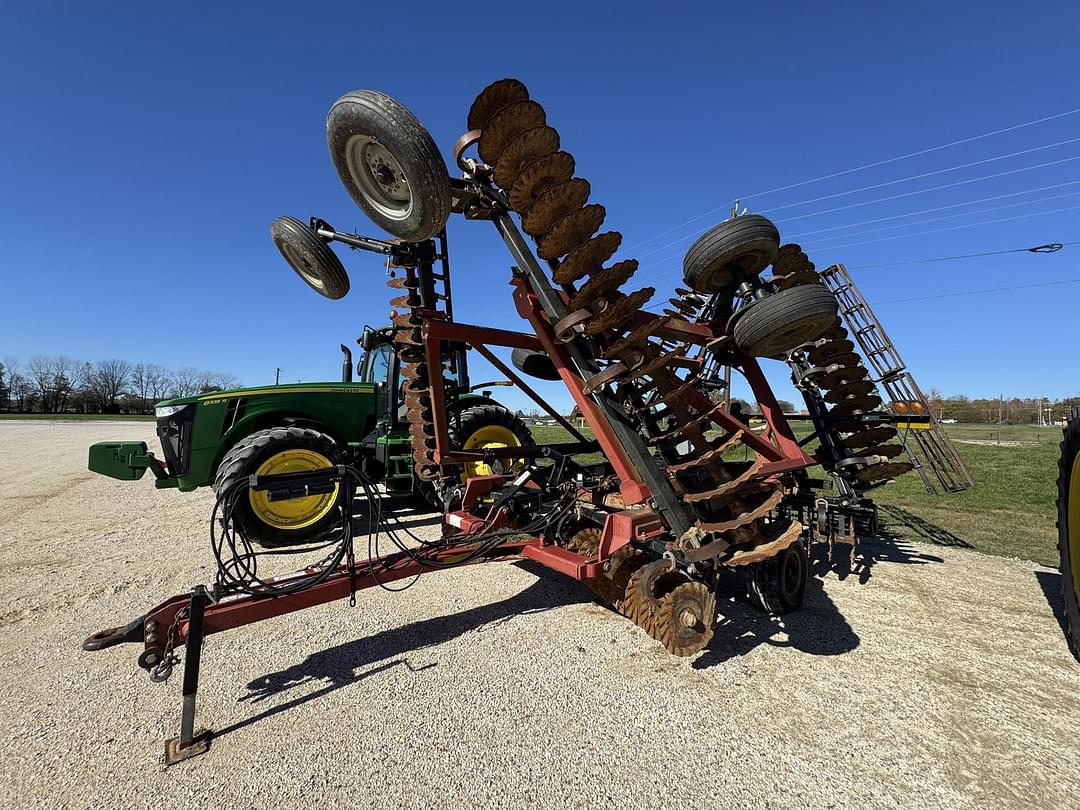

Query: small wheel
326,90,451,241
213,426,347,548
270,216,350,300
1058,406,1080,660
448,404,533,482
731,284,839,358
745,540,808,615
683,214,780,294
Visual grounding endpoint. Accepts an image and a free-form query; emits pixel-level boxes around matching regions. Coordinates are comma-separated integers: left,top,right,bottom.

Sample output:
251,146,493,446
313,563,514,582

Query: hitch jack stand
164,585,211,766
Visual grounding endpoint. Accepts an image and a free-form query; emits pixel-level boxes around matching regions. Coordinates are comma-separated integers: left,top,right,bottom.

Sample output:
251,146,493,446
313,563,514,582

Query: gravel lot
1,420,1078,809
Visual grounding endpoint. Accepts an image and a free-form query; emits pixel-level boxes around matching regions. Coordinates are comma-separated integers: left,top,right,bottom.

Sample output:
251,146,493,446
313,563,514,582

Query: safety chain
149,605,190,683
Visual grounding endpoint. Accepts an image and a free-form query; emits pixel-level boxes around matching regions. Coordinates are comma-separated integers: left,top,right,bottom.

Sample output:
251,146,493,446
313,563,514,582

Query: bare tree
171,367,200,398
131,363,152,413
147,364,171,401
52,356,77,413
28,355,55,412
95,359,131,413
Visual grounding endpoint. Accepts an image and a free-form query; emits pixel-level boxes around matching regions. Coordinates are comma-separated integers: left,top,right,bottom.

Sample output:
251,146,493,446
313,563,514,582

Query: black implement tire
1058,406,1080,661
326,90,451,241
213,426,346,548
683,214,780,294
447,404,534,481
270,216,350,300
732,284,839,358
745,541,808,615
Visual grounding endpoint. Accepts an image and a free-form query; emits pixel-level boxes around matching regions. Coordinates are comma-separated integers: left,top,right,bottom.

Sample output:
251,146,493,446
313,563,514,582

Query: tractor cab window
362,343,393,387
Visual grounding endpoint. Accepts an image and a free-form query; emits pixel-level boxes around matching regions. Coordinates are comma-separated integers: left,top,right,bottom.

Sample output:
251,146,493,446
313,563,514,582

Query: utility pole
275,368,282,385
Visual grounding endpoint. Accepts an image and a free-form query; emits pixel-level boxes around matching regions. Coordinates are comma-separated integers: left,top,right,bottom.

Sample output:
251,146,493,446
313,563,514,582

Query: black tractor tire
745,540,808,615
732,284,839,358
270,216,350,300
1058,406,1080,661
683,214,781,294
326,90,451,242
447,404,534,480
213,426,347,548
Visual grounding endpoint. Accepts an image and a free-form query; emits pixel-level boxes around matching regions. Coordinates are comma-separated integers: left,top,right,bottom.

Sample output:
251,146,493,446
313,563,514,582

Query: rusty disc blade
654,582,715,656
508,151,575,212
389,294,419,309
807,339,855,365
536,204,606,260
477,100,547,166
553,231,621,284
842,426,898,449
824,379,877,403
584,287,654,334
854,461,913,483
828,395,883,419
772,272,820,291
492,125,560,190
772,245,815,275
467,77,530,131
816,364,870,390
387,276,418,290
603,314,671,357
859,443,905,459
521,178,591,238
567,259,638,310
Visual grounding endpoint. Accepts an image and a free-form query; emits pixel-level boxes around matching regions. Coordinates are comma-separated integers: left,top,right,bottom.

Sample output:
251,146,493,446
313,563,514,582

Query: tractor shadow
1034,570,1070,639
214,569,586,741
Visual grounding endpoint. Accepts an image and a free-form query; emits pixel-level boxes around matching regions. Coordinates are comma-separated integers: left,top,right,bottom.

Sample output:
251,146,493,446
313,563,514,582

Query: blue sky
1,1,1077,412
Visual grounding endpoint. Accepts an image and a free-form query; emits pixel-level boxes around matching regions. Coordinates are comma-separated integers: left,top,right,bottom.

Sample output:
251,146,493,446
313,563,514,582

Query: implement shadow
213,569,586,742
693,575,860,668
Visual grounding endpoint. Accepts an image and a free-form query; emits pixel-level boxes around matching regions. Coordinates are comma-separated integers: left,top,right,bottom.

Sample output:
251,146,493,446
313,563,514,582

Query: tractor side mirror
360,328,375,352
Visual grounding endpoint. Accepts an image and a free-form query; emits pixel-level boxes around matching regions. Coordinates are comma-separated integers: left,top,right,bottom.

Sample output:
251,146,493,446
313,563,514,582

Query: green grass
527,420,1063,566
0,412,156,421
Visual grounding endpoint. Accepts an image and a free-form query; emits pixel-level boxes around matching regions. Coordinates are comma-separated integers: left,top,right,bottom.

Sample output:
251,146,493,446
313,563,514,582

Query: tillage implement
85,79,971,763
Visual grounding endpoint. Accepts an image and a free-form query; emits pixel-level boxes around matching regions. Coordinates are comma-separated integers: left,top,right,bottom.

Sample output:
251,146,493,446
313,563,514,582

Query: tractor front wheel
213,426,347,548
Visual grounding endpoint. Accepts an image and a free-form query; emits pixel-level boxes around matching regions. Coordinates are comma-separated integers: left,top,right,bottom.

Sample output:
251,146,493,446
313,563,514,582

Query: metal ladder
819,263,974,495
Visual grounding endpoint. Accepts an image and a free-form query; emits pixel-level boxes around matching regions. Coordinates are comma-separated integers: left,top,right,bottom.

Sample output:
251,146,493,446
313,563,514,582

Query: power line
633,154,1080,261
739,108,1080,201
806,204,1080,252
874,278,1080,305
800,190,1080,246
785,180,1080,240
774,154,1080,224
848,241,1075,269
625,106,1080,251
759,137,1080,215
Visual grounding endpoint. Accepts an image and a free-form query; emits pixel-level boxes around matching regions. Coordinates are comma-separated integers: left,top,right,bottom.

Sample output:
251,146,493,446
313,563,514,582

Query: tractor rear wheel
213,426,347,548
1058,406,1080,660
449,404,533,481
326,89,451,241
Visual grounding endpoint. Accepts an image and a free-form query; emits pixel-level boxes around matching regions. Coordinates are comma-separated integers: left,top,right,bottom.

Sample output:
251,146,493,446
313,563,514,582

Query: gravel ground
1,420,1078,809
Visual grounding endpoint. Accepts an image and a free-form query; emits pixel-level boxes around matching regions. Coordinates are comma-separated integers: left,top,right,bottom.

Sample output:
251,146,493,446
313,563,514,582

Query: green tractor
88,222,533,547
1059,405,1080,661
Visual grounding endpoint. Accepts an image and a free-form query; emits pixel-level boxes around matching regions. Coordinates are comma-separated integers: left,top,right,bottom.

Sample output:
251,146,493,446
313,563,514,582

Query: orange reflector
910,401,926,414
892,401,909,414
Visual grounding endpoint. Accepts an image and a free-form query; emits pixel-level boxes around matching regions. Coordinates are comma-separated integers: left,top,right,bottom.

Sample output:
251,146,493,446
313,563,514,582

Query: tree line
0,355,240,415
925,390,1078,425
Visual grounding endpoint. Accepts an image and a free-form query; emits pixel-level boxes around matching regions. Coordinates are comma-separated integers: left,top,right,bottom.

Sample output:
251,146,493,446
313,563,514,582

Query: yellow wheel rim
1069,449,1079,590
248,448,338,530
461,425,523,480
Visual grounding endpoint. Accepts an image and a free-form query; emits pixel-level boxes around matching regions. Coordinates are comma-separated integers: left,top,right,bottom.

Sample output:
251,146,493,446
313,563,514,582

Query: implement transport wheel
683,214,781,294
326,90,451,241
270,216,350,299
449,404,533,481
1059,406,1080,661
745,540,808,615
213,426,346,548
731,284,839,358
